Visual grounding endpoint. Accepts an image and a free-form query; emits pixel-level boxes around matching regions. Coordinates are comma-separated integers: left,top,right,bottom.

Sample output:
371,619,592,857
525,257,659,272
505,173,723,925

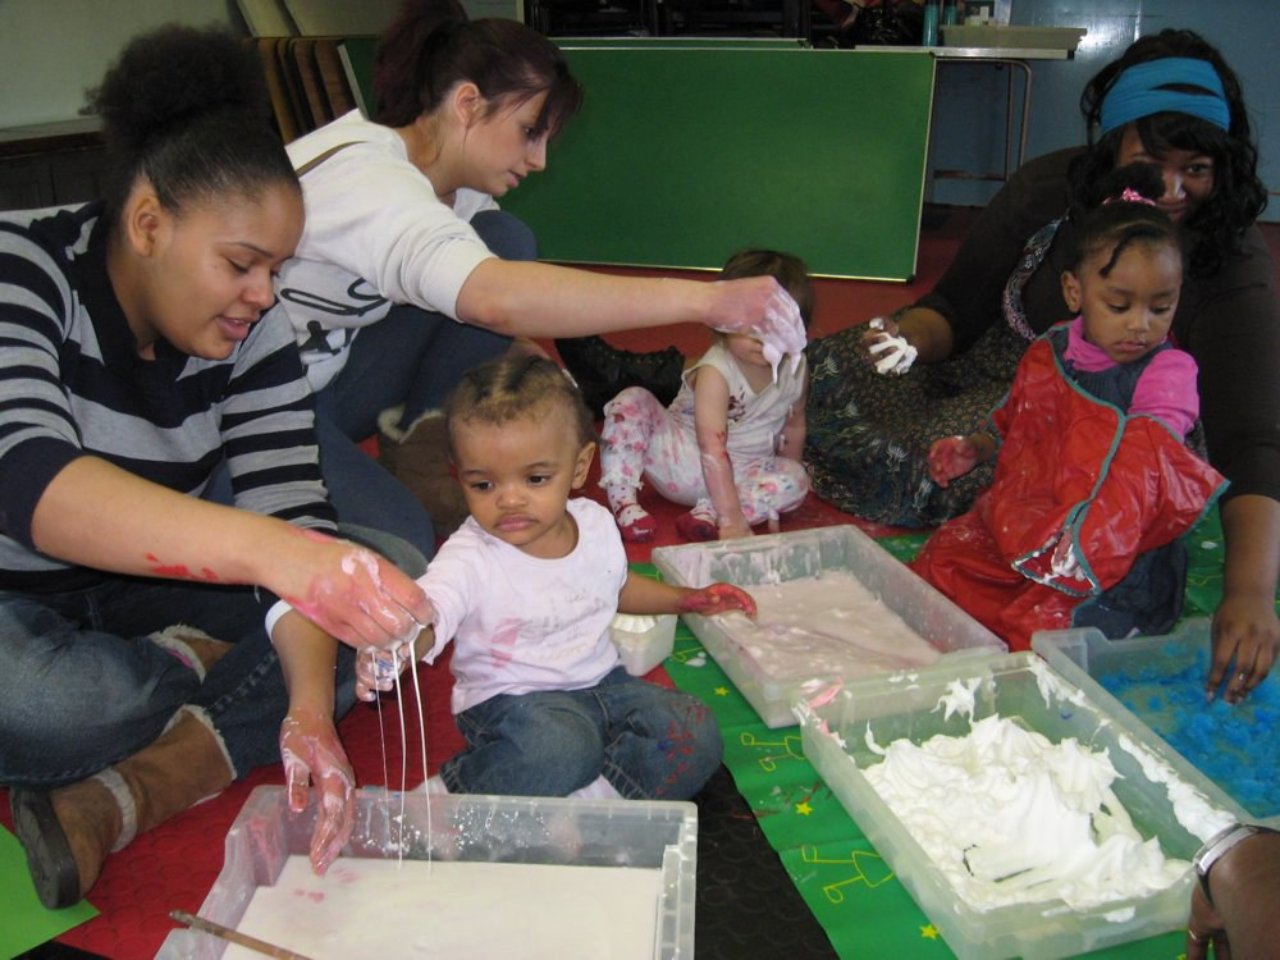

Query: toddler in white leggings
599,250,811,542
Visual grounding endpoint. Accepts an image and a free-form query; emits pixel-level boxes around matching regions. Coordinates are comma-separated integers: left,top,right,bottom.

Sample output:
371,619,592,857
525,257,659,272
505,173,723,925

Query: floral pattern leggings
599,387,808,524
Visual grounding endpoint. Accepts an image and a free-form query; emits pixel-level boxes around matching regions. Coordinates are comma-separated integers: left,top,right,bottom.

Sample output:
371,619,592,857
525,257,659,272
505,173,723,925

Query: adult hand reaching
711,276,807,376
1207,592,1279,703
270,528,433,649
861,316,919,376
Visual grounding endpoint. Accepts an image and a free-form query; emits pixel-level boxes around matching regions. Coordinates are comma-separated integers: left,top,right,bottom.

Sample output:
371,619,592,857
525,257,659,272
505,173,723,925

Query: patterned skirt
803,320,1029,528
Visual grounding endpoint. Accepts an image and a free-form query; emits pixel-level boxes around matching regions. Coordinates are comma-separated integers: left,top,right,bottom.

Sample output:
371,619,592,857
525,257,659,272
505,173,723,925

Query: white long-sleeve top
419,499,627,714
276,111,498,392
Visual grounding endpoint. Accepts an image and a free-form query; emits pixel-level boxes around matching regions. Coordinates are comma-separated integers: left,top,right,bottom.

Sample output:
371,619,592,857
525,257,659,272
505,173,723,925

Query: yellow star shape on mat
714,686,730,696
794,801,813,816
920,924,940,940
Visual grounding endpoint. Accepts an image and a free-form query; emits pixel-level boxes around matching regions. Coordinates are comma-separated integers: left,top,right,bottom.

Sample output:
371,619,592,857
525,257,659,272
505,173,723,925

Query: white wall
0,0,523,130
0,0,240,128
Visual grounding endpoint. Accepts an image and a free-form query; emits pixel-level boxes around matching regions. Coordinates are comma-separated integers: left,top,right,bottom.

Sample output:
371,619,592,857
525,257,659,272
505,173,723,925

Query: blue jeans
440,667,724,801
0,526,422,790
310,209,538,556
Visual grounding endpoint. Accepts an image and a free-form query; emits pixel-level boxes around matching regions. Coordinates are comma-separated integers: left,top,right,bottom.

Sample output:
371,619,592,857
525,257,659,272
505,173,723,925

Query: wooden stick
169,909,318,960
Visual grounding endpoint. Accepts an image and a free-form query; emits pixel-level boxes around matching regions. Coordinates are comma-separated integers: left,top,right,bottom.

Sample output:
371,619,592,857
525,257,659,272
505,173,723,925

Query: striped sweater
0,203,335,591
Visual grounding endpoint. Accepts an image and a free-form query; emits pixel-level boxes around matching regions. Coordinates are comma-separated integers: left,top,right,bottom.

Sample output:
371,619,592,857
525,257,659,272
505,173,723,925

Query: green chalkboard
338,37,377,118
502,46,935,280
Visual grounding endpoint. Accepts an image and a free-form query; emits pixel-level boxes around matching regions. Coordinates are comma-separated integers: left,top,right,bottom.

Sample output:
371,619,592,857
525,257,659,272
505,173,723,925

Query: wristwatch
1192,823,1279,904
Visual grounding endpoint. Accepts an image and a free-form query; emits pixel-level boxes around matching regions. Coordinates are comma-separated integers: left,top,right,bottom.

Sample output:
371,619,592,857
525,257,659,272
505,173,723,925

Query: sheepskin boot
10,707,234,909
377,406,470,540
148,624,234,681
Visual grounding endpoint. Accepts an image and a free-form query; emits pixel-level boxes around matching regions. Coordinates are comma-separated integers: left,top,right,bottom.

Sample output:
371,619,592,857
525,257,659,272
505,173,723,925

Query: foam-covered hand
927,435,980,487
279,710,355,875
274,528,432,650
711,276,807,377
678,583,757,618
863,316,918,376
355,642,417,701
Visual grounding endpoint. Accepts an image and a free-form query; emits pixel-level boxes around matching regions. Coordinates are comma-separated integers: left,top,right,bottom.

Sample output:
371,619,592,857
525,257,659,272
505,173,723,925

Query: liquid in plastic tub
156,786,698,959
652,525,1006,727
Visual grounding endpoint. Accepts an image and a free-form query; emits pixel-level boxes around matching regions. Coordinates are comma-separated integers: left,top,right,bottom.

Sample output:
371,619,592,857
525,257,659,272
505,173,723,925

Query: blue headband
1099,57,1230,135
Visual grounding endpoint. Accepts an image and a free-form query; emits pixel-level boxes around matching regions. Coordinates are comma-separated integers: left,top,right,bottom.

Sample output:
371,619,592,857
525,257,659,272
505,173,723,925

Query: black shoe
555,336,685,416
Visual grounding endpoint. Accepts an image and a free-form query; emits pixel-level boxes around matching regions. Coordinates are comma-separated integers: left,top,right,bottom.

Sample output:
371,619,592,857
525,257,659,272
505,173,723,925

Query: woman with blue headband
804,28,1277,700
565,29,1280,698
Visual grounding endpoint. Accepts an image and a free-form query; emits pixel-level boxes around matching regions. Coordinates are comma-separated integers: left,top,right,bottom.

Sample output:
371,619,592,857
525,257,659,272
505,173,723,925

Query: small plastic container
156,787,698,959
794,651,1242,960
1032,619,1280,827
652,525,1006,727
612,612,678,676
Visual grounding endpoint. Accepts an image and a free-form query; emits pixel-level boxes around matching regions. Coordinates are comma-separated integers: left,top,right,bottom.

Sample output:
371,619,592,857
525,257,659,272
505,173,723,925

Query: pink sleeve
1130,349,1199,438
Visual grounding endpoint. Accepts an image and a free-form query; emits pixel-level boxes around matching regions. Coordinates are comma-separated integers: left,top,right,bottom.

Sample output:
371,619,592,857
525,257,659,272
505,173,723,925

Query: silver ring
1187,928,1203,942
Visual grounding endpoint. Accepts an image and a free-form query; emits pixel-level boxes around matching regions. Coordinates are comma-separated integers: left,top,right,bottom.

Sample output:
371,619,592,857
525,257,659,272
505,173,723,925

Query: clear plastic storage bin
156,786,698,959
793,651,1240,960
612,612,678,676
652,525,1006,727
1033,619,1280,827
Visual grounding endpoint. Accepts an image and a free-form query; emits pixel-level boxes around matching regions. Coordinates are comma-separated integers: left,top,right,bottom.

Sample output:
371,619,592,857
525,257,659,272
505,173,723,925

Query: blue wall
929,0,1279,221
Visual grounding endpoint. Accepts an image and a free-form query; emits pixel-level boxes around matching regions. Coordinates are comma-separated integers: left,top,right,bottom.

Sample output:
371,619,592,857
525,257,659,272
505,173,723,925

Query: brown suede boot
10,708,234,909
377,405,470,540
148,624,234,680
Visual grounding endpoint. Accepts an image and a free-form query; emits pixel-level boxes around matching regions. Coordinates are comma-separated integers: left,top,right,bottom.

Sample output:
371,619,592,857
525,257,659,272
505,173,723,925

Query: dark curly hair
88,24,298,225
373,0,582,139
1069,29,1266,278
446,355,596,457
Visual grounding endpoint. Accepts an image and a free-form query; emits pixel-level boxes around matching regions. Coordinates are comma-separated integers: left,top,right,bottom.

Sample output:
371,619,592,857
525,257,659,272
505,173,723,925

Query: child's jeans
440,667,723,801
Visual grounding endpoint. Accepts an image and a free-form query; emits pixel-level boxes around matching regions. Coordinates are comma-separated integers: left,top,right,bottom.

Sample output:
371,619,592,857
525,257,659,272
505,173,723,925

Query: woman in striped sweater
0,26,431,910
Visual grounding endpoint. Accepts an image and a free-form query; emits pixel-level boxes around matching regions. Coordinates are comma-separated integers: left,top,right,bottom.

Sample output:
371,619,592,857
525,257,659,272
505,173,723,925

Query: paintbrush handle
170,909,317,960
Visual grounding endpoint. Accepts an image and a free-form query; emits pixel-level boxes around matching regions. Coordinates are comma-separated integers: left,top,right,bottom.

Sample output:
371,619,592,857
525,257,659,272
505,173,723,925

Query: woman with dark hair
272,0,805,547
805,28,1279,700
0,25,431,910
564,29,1280,696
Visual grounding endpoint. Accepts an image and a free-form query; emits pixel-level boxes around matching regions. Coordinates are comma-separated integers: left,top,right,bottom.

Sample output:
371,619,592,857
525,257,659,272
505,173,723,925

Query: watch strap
1194,823,1278,906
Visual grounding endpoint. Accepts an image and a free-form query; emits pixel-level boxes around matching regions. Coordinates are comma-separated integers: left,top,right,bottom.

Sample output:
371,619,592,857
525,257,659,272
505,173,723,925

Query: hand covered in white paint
270,527,433,650
355,641,419,701
280,709,355,875
862,316,918,376
710,276,807,378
